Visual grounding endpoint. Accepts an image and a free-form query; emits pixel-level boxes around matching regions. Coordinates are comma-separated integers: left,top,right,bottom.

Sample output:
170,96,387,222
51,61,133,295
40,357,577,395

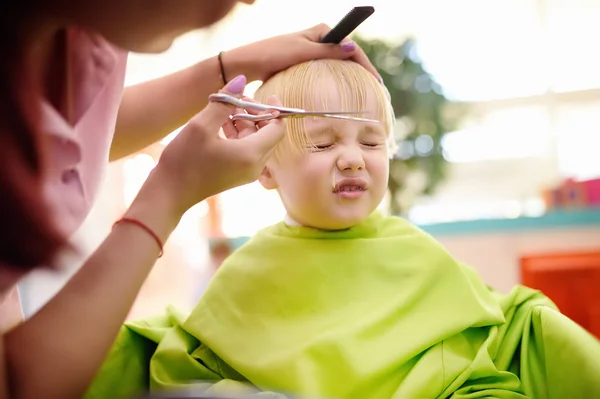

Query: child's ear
258,166,278,190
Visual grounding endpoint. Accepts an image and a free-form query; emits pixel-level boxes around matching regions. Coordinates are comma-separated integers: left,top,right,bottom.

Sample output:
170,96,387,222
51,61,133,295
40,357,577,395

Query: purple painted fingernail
376,73,384,84
225,75,246,94
342,41,356,52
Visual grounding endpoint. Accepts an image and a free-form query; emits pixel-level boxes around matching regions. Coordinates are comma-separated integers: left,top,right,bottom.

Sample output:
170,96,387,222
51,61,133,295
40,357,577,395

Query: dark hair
0,10,65,270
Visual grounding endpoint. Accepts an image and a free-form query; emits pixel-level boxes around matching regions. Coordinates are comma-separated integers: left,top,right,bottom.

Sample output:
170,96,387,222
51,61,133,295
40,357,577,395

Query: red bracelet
113,217,164,258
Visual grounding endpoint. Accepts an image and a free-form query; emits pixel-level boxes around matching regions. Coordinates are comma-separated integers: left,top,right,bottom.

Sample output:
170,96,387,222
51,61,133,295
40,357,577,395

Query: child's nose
336,149,365,171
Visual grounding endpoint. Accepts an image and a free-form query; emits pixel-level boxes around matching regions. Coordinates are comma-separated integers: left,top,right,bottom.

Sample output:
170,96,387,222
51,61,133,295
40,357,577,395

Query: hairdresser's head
0,1,255,281
20,0,255,52
256,59,396,231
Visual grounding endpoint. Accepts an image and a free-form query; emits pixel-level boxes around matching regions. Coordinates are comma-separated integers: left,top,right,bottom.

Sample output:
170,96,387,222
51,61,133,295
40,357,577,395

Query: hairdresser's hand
221,96,279,140
226,24,381,83
151,75,284,216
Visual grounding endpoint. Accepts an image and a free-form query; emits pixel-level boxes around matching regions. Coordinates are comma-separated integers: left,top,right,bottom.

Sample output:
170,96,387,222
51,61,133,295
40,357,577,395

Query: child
86,60,600,399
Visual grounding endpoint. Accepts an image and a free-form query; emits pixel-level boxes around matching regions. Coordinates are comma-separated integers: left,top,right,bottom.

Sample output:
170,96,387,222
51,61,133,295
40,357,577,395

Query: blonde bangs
254,59,395,161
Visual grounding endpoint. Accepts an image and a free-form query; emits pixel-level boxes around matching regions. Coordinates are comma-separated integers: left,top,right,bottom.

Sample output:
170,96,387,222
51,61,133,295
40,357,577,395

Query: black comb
319,6,375,44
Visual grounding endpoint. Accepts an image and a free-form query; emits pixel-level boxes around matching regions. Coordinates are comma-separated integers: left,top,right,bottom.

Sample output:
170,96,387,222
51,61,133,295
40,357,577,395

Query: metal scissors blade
208,93,379,123
230,112,380,123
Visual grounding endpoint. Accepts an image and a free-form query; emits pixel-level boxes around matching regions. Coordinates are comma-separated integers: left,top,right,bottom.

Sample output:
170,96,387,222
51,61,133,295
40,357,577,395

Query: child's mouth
337,185,364,192
333,178,368,199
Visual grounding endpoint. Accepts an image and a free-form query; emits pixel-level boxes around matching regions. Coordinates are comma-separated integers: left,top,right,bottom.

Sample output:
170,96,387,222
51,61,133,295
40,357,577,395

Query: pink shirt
0,28,128,332
44,28,128,235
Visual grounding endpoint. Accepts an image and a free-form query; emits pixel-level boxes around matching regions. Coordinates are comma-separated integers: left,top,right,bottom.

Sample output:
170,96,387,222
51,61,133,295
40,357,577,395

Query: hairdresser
0,1,378,397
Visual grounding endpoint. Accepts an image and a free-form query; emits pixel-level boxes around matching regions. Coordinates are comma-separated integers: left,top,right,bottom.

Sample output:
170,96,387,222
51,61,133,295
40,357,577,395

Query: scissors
208,93,379,123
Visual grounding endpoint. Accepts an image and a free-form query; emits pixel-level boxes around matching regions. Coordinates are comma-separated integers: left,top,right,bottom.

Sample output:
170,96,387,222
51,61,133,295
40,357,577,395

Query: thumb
194,75,248,132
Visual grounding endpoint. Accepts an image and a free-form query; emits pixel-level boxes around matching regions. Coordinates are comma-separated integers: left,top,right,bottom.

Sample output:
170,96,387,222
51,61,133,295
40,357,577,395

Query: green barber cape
86,211,600,399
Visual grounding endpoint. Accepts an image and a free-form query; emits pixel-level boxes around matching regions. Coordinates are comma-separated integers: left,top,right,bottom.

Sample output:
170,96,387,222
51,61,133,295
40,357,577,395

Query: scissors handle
208,93,305,114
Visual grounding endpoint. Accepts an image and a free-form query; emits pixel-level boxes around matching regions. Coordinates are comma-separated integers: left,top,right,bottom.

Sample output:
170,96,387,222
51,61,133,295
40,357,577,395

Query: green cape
86,212,600,398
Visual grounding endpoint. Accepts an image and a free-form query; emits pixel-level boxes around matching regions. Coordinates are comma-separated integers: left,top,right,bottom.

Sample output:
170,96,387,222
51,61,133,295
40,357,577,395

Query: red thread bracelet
113,217,164,258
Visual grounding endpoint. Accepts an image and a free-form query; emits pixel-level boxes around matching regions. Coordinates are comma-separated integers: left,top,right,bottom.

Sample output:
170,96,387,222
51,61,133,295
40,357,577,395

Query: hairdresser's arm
110,24,379,161
110,54,225,161
3,172,179,399
3,87,285,399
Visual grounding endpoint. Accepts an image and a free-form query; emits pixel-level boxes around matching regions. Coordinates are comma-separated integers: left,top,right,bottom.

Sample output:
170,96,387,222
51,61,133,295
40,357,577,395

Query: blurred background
19,0,600,336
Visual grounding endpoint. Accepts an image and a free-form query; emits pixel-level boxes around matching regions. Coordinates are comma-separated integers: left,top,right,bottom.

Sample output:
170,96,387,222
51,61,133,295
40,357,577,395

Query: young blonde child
85,60,600,399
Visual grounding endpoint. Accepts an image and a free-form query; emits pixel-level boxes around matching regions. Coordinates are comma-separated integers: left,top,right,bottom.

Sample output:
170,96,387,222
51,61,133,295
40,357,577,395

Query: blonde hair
254,59,396,161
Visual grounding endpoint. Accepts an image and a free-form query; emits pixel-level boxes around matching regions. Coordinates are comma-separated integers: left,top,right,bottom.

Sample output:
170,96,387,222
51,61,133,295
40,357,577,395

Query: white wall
434,226,600,293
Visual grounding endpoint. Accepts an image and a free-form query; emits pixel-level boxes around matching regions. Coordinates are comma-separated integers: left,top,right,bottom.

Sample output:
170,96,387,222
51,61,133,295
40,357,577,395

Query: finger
239,117,285,161
222,107,250,139
222,117,238,139
240,96,269,117
263,94,282,109
304,23,332,41
307,39,382,83
305,23,353,48
255,95,283,130
191,74,247,134
256,119,269,130
241,95,260,104
349,45,382,83
238,95,285,156
302,23,383,83
232,108,257,134
237,124,258,140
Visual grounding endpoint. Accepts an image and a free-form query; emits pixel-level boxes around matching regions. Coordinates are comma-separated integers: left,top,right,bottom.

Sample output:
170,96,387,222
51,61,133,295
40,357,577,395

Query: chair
520,250,600,339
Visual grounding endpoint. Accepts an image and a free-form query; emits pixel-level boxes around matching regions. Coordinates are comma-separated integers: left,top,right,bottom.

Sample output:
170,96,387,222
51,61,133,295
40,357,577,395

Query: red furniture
520,250,600,339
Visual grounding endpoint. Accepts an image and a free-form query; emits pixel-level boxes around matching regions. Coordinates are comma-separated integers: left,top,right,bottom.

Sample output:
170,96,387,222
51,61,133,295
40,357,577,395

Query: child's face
259,85,390,231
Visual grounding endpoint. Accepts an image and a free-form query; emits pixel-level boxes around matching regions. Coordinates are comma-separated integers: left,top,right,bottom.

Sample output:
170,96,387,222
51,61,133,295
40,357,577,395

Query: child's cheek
307,159,332,185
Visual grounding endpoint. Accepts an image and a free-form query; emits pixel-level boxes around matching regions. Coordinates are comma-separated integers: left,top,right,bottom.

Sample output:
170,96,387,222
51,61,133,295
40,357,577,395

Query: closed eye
309,143,334,151
361,142,382,147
